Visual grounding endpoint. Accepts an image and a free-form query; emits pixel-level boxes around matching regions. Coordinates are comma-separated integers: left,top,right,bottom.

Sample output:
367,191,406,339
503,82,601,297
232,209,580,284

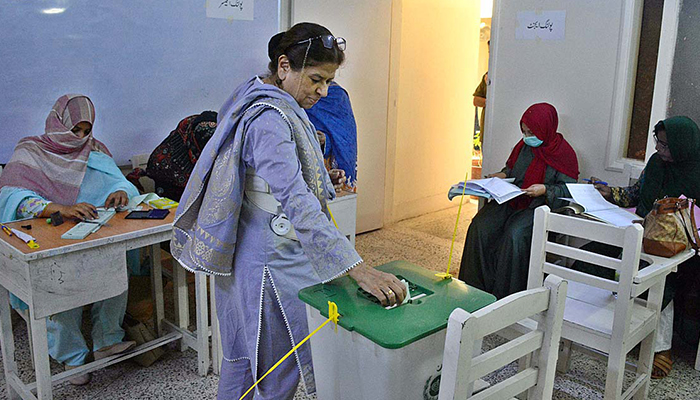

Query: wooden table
0,209,209,400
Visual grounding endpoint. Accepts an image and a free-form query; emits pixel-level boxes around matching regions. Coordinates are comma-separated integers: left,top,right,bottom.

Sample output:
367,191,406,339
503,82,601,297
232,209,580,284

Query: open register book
561,183,641,227
449,177,525,204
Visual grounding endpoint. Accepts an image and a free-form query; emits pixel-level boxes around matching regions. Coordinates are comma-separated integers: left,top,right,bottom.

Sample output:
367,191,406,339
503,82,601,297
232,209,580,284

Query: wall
385,0,480,222
484,0,643,186
668,0,700,123
291,0,393,232
0,0,279,166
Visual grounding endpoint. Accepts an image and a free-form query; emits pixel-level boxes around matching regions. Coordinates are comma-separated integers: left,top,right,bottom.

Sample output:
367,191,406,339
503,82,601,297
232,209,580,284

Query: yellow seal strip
239,301,341,400
435,170,470,280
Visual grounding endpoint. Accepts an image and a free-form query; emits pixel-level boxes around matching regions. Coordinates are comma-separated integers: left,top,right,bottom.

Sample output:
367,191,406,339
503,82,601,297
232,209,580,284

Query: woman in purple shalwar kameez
171,23,407,399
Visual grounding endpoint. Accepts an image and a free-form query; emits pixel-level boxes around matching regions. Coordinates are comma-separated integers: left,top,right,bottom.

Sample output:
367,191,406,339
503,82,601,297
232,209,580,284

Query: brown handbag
642,197,700,257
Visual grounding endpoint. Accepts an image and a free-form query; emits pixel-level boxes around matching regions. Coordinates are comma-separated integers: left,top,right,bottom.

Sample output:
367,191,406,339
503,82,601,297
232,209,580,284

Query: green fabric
639,116,700,217
461,147,575,299
298,260,496,349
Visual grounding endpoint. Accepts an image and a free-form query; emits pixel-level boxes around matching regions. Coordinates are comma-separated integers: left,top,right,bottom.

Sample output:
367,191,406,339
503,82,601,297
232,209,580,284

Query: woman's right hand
486,172,507,179
589,176,613,201
58,203,98,220
348,264,407,306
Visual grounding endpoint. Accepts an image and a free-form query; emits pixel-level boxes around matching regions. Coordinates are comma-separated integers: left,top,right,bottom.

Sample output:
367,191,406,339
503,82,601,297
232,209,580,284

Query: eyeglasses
295,35,346,51
653,133,669,149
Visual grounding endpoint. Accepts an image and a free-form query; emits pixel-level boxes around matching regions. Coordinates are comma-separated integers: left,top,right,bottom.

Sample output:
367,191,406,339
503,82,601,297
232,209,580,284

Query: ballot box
298,260,496,400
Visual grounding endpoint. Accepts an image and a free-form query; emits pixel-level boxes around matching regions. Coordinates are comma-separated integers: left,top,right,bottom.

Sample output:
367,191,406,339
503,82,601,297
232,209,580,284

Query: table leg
0,287,20,400
30,316,52,400
195,272,210,376
172,261,189,352
210,276,222,375
150,244,165,336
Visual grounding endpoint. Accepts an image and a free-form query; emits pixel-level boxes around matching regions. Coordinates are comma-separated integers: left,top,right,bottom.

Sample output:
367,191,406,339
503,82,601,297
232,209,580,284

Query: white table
0,210,208,400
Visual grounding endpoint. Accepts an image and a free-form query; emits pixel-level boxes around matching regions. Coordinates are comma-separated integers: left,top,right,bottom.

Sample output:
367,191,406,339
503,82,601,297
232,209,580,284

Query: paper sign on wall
516,11,566,41
206,0,254,21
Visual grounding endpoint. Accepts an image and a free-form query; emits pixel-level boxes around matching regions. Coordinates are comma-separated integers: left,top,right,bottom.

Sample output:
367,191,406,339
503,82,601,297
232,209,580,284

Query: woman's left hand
105,190,129,209
329,169,347,192
523,184,546,197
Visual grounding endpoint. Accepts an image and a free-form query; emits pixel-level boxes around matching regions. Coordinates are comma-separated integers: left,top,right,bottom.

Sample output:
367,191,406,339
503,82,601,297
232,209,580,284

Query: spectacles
295,35,346,51
653,133,669,149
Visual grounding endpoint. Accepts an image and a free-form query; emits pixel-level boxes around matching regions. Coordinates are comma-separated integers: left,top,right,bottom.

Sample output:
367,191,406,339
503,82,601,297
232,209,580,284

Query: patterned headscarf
0,94,112,204
171,77,336,277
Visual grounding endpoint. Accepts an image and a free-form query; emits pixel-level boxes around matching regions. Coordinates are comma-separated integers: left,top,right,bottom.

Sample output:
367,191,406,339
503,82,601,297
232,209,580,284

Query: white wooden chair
439,275,568,400
527,205,693,400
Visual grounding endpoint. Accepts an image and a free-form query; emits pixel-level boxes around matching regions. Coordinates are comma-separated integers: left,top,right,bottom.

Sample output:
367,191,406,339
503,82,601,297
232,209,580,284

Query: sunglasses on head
295,35,346,51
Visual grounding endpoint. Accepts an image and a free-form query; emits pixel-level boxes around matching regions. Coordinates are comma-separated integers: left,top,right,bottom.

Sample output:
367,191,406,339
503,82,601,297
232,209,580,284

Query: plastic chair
439,275,567,400
526,205,693,400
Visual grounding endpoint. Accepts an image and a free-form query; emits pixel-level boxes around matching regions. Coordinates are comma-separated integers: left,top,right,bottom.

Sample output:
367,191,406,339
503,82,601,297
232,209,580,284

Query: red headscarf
506,103,579,209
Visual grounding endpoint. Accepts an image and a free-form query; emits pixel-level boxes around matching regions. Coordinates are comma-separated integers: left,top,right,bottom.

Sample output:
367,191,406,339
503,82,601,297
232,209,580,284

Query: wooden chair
526,205,693,400
439,275,568,400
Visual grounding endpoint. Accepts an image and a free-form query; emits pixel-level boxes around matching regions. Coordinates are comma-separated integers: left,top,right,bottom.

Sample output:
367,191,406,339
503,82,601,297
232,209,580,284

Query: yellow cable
436,170,470,280
328,207,339,229
239,302,340,400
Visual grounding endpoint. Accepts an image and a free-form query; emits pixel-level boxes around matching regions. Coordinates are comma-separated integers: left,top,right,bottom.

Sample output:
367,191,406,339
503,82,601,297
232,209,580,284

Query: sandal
651,352,673,379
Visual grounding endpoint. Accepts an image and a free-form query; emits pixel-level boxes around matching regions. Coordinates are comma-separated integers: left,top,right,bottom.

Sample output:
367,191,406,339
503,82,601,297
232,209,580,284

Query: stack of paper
449,177,525,204
564,184,641,227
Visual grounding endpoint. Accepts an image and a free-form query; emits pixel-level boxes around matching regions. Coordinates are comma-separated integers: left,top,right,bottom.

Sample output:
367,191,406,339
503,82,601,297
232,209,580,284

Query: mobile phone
125,209,170,219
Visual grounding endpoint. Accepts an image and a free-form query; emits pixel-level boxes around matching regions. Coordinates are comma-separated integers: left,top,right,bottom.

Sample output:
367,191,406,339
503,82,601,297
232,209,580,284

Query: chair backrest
439,275,568,400
527,205,643,300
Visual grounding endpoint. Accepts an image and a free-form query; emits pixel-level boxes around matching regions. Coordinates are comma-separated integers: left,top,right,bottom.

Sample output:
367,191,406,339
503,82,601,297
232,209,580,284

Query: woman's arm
543,171,578,209
16,195,97,220
609,171,644,208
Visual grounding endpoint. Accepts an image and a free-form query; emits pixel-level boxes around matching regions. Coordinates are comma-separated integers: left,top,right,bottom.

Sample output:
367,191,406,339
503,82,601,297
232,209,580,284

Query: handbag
642,197,700,257
123,313,165,367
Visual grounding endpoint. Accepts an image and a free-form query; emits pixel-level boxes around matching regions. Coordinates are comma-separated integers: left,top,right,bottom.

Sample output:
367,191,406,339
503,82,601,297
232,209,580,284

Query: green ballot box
299,260,496,400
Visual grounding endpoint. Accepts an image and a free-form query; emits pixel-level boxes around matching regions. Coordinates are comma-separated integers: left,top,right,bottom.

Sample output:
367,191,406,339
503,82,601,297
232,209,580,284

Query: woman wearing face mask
171,22,406,399
0,94,139,385
576,116,700,379
458,103,579,299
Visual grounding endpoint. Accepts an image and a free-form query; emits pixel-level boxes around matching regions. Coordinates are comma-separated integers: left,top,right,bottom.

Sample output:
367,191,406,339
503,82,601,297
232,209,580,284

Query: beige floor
2,203,699,399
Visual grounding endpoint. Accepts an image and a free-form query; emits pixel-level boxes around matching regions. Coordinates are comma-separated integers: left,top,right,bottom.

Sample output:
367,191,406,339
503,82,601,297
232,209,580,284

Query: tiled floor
1,204,699,399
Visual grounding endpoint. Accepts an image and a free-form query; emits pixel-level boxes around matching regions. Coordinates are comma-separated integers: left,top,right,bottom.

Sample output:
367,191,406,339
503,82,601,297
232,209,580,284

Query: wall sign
206,0,254,21
516,10,566,41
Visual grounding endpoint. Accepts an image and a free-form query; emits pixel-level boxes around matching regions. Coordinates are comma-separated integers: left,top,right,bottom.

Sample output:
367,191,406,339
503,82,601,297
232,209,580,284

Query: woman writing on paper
171,23,406,399
580,116,700,379
459,103,579,299
0,94,139,385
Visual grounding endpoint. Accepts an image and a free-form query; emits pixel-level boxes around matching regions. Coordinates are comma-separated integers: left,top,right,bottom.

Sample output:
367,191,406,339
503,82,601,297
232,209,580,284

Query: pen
583,178,608,186
1,224,12,237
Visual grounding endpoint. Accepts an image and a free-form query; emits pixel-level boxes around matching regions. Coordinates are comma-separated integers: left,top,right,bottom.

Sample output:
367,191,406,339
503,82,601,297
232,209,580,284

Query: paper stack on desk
61,210,116,240
448,177,524,204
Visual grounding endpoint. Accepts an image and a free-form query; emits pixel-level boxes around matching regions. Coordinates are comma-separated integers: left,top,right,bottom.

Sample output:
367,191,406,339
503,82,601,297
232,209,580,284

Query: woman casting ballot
171,22,406,399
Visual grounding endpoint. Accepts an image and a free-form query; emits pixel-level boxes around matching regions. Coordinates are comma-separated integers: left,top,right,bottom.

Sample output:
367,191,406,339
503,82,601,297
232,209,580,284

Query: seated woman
458,103,579,299
306,82,357,192
581,116,700,379
144,111,218,200
0,94,139,385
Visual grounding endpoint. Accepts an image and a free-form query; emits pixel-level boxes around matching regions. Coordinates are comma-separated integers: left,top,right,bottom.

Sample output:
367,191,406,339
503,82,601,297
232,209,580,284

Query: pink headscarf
0,94,112,205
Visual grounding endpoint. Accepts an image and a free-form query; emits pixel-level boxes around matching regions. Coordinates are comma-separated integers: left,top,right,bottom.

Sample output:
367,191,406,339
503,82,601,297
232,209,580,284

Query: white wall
385,0,481,222
484,0,644,185
0,0,279,166
292,0,393,232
